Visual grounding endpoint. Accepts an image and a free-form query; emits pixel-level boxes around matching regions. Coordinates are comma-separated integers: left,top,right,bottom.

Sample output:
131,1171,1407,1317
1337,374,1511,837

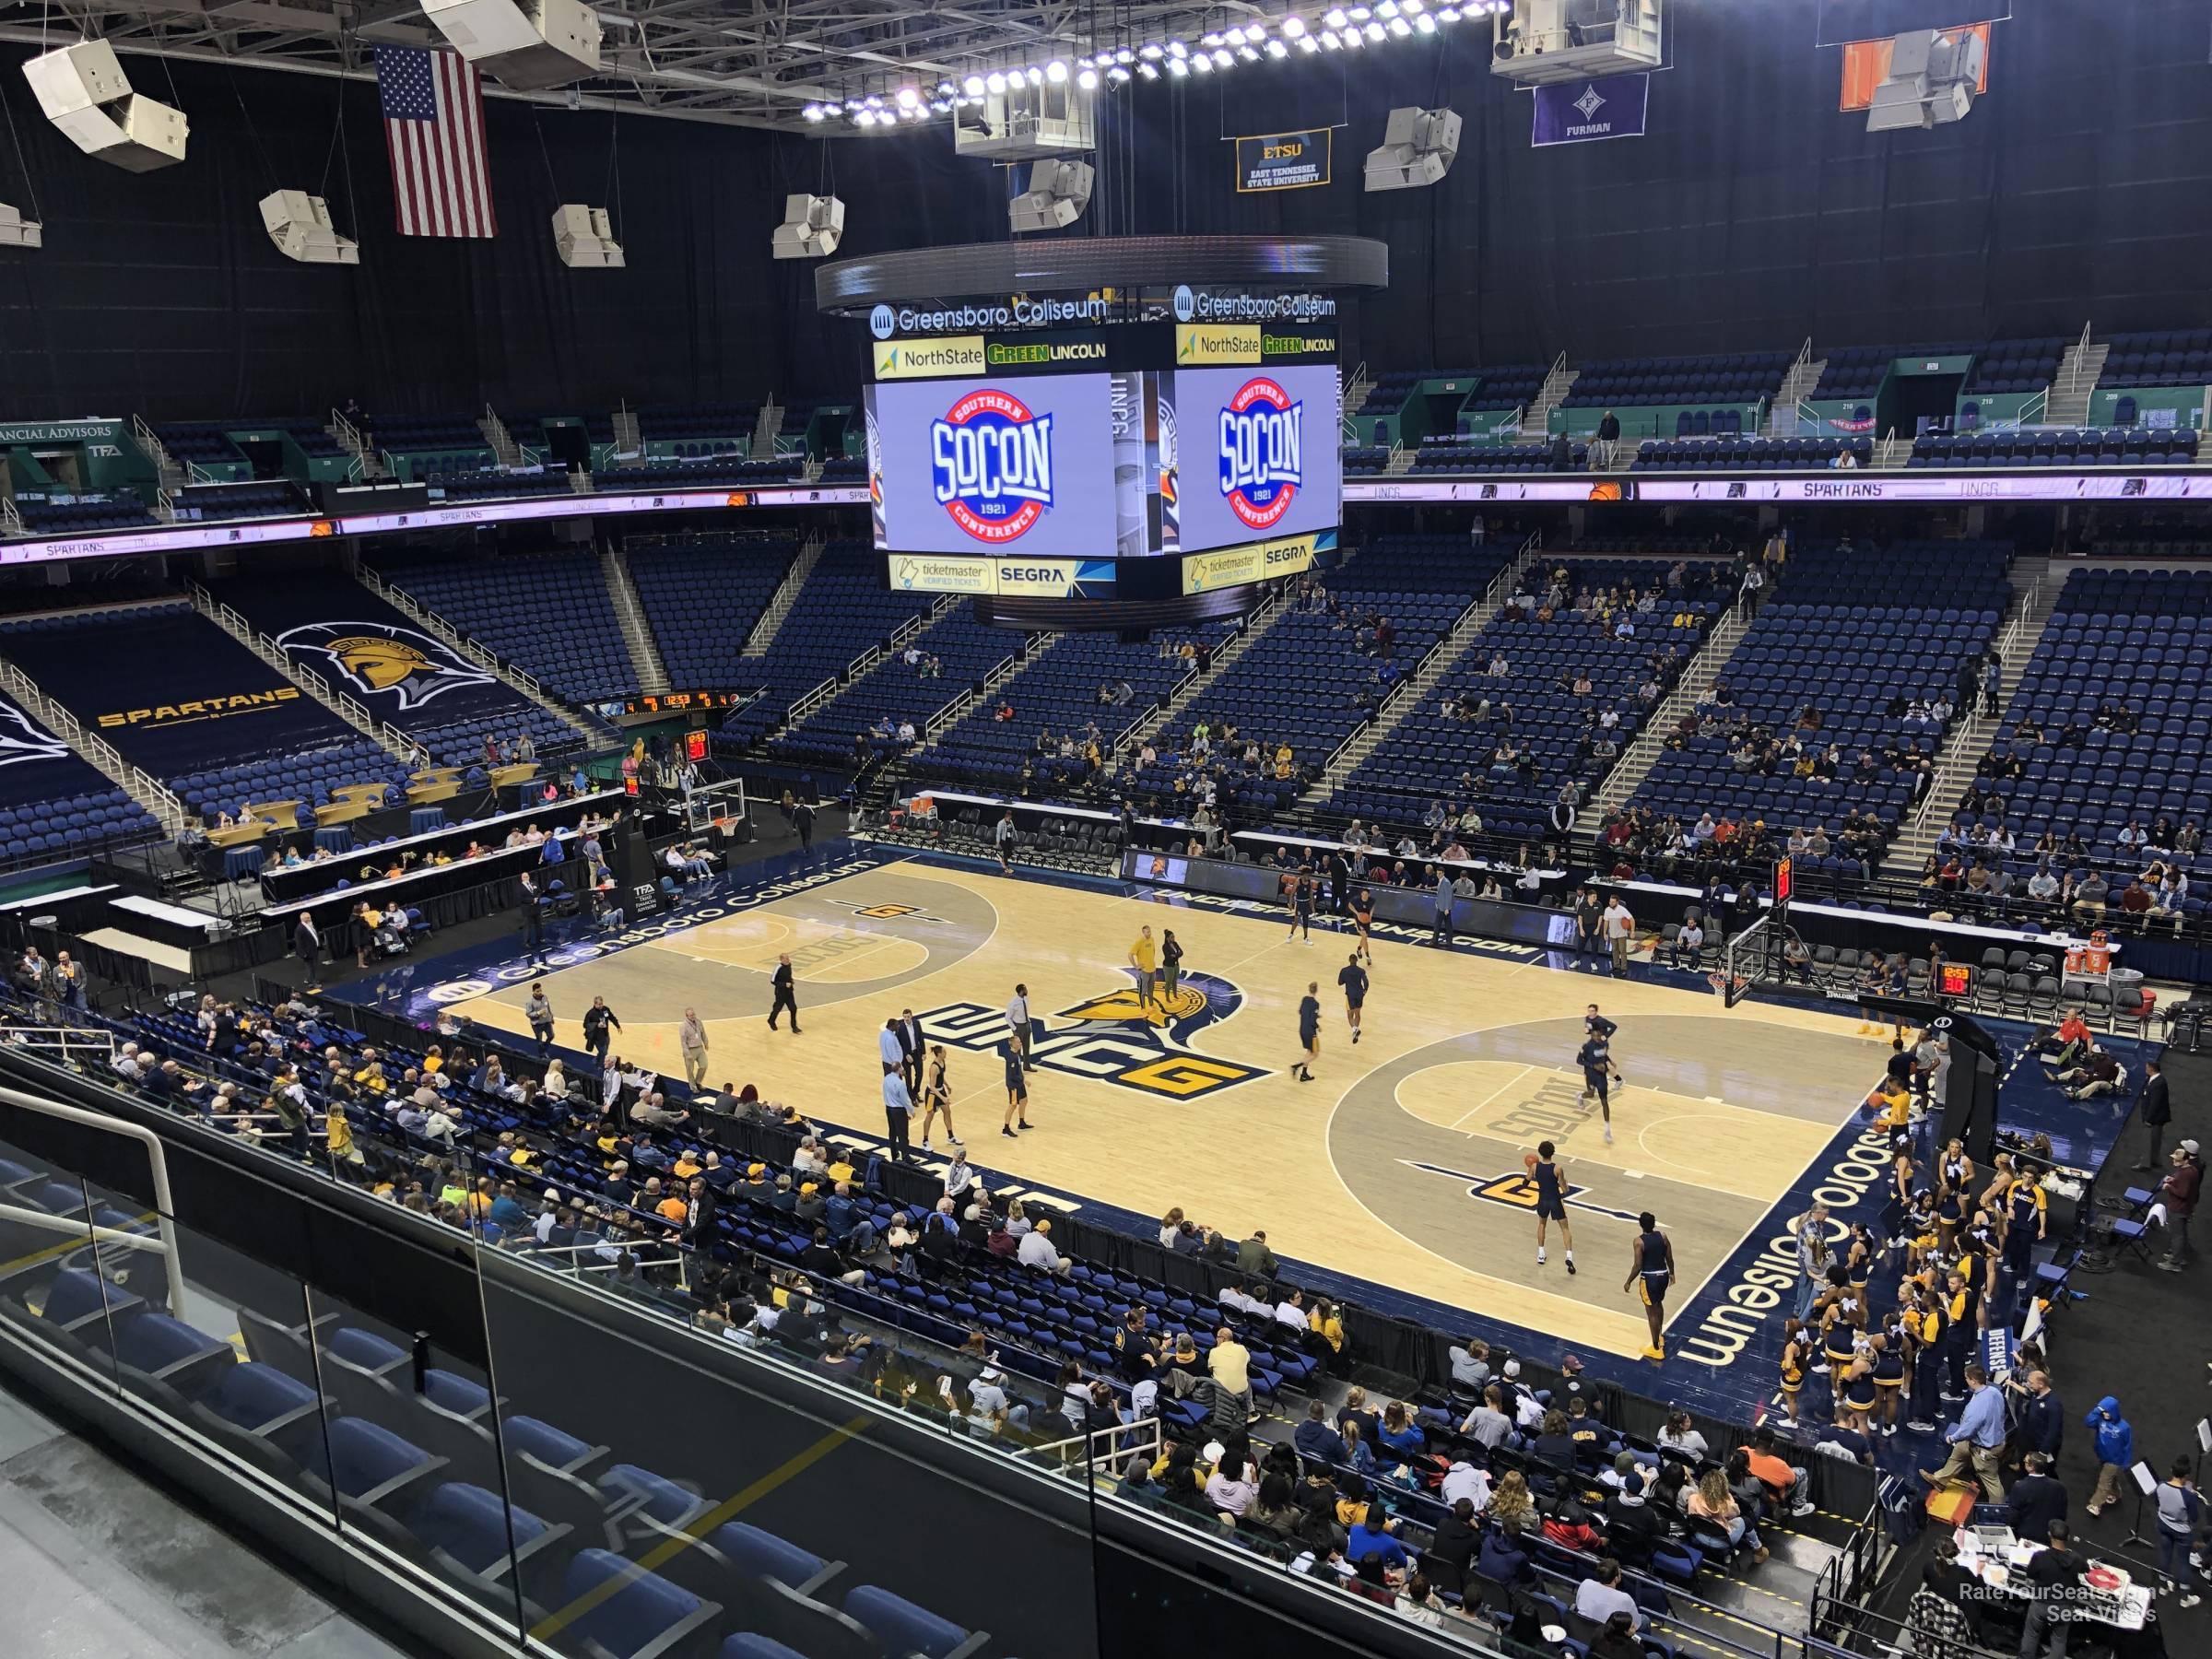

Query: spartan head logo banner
275,620,496,712
0,697,71,770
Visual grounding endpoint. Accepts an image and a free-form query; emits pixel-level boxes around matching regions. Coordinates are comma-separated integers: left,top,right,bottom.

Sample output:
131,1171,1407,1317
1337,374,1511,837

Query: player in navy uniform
1336,953,1369,1044
1285,865,1316,945
1577,1030,1623,1145
1623,1211,1676,1360
1293,982,1321,1081
1351,887,1375,966
1532,1140,1574,1273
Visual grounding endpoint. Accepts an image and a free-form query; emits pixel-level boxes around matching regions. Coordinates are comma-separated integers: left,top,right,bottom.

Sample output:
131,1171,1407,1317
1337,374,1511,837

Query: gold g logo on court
912,969,1267,1100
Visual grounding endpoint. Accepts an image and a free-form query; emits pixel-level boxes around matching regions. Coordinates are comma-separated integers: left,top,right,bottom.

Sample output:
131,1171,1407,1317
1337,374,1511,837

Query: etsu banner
1235,129,1332,193
1531,74,1651,147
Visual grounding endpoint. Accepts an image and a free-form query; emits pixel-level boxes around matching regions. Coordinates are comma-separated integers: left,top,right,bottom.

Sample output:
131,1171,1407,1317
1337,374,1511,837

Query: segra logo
1218,376,1303,531
929,387,1055,543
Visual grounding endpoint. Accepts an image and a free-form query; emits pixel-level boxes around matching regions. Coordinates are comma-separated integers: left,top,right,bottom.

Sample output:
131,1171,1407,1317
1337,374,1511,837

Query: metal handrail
0,1079,183,1316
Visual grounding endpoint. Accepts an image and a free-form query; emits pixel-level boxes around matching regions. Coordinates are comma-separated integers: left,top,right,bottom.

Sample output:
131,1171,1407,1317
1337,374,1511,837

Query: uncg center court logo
930,388,1054,543
1400,1159,1641,1224
275,620,495,712
1218,377,1302,531
914,968,1267,1099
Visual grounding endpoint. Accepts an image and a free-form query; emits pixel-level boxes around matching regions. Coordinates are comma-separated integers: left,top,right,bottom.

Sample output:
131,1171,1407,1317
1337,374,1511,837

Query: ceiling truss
0,0,1265,130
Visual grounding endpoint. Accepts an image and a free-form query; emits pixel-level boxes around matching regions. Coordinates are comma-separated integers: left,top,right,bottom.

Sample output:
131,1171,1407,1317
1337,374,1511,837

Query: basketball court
386,849,1905,1388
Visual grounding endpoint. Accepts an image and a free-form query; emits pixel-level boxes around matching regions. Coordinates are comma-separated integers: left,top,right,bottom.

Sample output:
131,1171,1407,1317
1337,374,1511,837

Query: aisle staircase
2044,328,2110,429
355,567,606,749
1114,594,1287,766
750,403,782,461
0,655,183,833
611,407,641,457
1516,352,1580,436
1581,596,1759,824
479,406,523,469
600,547,670,695
1877,558,2062,877
741,531,827,658
328,408,387,480
1312,535,1547,798
185,582,415,762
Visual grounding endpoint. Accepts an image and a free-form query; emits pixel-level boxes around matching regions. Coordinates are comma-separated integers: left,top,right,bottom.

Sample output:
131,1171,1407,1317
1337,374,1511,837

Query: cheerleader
1843,1225,1877,1310
1870,1324,1906,1437
1778,1317,1811,1426
1841,1351,1880,1434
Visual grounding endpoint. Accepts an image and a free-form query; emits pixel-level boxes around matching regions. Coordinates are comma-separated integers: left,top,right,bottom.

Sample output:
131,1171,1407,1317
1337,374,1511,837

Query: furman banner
1235,128,1332,193
1532,74,1650,147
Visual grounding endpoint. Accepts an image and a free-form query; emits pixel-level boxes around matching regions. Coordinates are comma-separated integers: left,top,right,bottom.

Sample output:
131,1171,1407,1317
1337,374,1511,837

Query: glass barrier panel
120,1209,340,1525
474,1250,1105,1659
0,1130,111,1393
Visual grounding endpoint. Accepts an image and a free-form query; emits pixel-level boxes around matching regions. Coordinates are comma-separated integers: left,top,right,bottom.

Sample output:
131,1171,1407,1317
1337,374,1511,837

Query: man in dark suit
518,871,547,957
681,1176,718,1251
2006,1452,2069,1545
2136,1053,2171,1170
293,912,323,976
896,1007,925,1093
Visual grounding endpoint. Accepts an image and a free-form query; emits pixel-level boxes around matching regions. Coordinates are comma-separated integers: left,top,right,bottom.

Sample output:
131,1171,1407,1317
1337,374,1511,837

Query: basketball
1524,1151,1541,1174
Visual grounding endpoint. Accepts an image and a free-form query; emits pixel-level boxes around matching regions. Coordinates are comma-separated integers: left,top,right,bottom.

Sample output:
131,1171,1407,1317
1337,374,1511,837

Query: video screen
1165,363,1342,555
866,373,1160,559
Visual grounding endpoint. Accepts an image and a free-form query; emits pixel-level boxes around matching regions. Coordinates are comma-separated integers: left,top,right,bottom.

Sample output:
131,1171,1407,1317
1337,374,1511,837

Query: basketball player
1336,952,1369,1043
1285,865,1315,944
1577,1024,1622,1145
1293,982,1321,1081
1129,926,1159,1010
1532,1140,1574,1273
1002,1041,1032,1137
917,1044,955,1151
1623,1210,1675,1360
1351,886,1375,965
1006,982,1034,1072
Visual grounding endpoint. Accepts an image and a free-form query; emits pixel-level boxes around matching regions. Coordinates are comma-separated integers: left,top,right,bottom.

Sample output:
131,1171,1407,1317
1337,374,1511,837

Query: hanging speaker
551,203,624,267
20,40,187,171
0,203,40,249
771,194,844,259
260,190,360,265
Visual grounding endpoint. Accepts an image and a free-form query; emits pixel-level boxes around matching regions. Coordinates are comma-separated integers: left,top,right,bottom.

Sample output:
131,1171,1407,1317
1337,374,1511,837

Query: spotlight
1439,5,1460,18
1077,66,1099,88
1297,35,1319,52
1042,59,1065,82
1138,42,1163,59
937,78,956,94
1266,38,1288,57
1321,29,1341,47
1201,31,1224,46
1340,24,1363,46
1115,45,1135,63
1282,16,1307,36
1348,6,1371,19
1137,61,1158,78
864,92,884,107
1225,26,1246,45
852,108,876,127
1388,17,1411,35
1365,21,1386,40
802,102,825,121
1212,47,1232,66
1238,44,1260,61
1376,1,1398,17
964,73,986,95
1191,51,1212,71
985,70,1006,92
1027,65,1045,86
895,86,920,107
1106,65,1132,82
1167,55,1189,75
1324,7,1348,26
1415,14,1435,31
1167,40,1189,57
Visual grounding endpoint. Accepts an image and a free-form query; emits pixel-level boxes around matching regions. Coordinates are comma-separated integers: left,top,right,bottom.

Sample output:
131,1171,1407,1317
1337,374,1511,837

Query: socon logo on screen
1218,376,1303,531
930,388,1055,543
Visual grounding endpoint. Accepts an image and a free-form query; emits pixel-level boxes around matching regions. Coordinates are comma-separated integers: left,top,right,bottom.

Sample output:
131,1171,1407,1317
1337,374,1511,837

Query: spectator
2156,1457,2204,1607
1688,1467,1767,1563
1924,1363,2006,1501
2007,1451,2069,1544
1573,1559,1641,1632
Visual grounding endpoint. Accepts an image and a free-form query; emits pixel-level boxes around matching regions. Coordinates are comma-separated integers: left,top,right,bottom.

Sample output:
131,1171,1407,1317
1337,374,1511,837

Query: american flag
375,46,497,240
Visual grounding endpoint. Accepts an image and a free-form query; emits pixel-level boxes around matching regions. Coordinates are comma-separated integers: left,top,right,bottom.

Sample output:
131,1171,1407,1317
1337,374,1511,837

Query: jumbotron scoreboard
818,235,1383,627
